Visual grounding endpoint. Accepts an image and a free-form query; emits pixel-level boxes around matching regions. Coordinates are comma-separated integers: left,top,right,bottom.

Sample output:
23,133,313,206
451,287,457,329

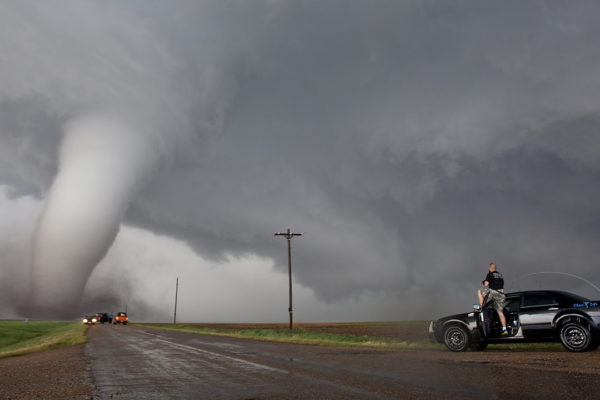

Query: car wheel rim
564,326,587,349
446,328,465,350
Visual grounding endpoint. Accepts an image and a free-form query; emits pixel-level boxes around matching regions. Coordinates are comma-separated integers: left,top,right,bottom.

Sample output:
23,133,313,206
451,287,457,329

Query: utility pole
173,277,179,324
274,228,303,329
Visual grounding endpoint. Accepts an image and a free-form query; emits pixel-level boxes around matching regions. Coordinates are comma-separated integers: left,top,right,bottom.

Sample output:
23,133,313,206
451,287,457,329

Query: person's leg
489,292,508,334
498,293,507,331
478,289,484,306
497,310,507,328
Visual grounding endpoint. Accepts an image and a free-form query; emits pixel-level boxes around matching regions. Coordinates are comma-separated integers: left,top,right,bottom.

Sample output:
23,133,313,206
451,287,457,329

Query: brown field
170,320,429,341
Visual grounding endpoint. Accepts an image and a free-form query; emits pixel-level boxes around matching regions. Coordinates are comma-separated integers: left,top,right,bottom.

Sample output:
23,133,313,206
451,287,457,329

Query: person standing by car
477,262,508,335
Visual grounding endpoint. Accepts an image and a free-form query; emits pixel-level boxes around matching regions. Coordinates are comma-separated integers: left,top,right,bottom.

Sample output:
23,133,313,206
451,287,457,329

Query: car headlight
83,319,88,323
92,318,97,323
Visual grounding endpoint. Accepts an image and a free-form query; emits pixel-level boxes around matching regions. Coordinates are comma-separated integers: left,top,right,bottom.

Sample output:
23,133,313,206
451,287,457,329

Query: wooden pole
173,277,179,324
275,229,303,329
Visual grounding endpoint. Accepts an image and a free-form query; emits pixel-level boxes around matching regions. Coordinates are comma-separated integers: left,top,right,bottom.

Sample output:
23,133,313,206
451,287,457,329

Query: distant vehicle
82,315,97,325
96,313,112,324
113,312,128,325
429,290,600,352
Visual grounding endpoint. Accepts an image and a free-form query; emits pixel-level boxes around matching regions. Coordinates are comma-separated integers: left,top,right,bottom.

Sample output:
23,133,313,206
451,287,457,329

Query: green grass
0,321,88,359
136,323,436,349
135,322,567,352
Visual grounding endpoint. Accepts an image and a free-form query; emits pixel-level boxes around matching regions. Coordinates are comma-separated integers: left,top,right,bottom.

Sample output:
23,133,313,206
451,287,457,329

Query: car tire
559,319,593,352
443,325,471,352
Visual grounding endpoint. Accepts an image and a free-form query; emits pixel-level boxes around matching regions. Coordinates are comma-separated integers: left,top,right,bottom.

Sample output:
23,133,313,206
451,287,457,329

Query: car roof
504,290,589,301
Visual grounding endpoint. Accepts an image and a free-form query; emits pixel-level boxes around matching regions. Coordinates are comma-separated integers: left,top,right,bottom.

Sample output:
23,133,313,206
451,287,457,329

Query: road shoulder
0,343,93,399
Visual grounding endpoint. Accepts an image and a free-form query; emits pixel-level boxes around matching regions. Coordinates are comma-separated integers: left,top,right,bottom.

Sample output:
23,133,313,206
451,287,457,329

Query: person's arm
482,272,492,286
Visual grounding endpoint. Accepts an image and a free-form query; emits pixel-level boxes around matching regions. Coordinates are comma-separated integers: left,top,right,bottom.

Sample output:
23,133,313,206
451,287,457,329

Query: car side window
504,298,520,313
522,294,558,308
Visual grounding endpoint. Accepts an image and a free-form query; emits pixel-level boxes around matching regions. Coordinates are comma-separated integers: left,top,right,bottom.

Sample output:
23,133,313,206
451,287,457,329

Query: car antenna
520,272,600,295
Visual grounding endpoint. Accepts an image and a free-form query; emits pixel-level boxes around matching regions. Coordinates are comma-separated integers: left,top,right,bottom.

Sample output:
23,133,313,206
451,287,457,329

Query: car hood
436,311,472,323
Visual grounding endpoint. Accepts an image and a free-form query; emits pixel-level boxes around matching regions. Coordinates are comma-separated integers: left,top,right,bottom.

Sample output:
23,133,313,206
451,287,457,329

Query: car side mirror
473,304,481,311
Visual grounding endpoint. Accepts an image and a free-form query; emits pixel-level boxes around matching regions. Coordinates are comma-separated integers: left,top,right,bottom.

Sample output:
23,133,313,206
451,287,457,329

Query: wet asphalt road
85,325,597,399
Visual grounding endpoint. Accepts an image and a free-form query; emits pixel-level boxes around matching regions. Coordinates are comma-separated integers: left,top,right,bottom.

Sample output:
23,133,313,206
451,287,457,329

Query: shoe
501,328,508,336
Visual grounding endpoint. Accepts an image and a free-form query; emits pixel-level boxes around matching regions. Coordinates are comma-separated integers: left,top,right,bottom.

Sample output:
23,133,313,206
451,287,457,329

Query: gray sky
1,1,600,321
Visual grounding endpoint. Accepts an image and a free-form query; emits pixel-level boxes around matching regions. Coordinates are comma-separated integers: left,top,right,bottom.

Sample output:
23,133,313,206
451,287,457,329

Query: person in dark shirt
477,262,508,335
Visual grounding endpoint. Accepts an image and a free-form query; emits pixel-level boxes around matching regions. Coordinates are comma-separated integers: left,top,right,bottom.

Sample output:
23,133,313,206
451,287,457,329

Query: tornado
30,114,158,317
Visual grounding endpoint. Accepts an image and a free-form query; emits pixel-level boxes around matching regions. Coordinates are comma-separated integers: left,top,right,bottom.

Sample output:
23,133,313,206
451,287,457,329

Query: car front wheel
443,325,471,352
560,319,593,352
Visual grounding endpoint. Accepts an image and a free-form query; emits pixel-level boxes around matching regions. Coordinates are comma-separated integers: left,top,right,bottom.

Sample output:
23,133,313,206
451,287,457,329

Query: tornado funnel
31,115,157,317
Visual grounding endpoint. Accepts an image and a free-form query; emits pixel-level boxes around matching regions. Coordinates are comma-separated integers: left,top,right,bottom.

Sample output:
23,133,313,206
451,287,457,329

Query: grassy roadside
0,321,88,359
135,323,438,349
134,322,564,351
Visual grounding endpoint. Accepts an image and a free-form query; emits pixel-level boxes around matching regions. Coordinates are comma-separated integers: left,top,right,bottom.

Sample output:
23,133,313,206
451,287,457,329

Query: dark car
429,290,600,352
96,313,112,324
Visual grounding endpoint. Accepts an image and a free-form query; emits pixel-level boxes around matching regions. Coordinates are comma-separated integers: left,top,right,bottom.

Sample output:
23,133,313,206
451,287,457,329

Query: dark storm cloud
1,1,600,319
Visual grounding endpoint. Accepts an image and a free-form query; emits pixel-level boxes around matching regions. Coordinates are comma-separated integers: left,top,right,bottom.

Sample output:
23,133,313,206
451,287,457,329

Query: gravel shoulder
0,343,93,399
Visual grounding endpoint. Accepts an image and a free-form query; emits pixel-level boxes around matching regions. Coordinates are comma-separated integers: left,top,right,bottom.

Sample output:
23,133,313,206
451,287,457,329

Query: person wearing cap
478,262,508,335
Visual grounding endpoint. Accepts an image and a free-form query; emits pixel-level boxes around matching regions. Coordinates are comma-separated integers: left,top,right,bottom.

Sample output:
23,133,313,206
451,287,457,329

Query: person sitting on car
477,262,508,336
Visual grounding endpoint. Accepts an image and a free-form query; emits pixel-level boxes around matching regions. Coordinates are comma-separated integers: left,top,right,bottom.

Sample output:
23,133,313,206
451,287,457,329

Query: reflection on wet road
86,325,597,399
87,325,399,399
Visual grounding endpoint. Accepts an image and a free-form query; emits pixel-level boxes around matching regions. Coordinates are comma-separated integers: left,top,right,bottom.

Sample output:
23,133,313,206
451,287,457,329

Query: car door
503,296,522,336
519,293,560,338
